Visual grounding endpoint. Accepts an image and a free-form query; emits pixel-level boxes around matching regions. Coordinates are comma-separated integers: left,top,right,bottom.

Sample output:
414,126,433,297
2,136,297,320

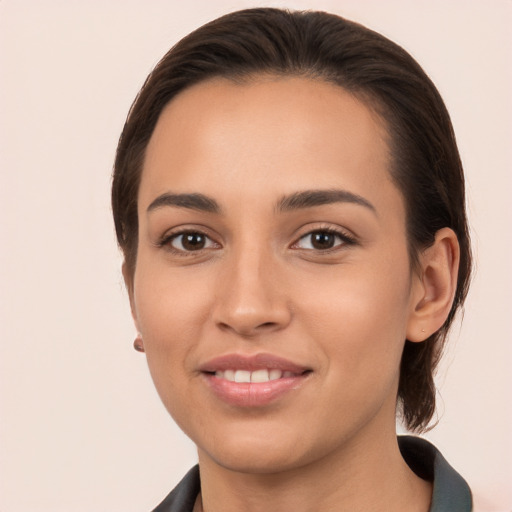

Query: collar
153,436,472,511
398,435,472,511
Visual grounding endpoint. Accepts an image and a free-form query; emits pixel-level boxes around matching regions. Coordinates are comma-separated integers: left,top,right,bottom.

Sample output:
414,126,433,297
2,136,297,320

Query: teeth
214,369,291,382
224,369,235,381
251,369,269,382
234,370,251,383
269,369,283,380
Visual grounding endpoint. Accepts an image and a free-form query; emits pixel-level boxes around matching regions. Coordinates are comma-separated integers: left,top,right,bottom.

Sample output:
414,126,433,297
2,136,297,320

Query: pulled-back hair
112,8,471,432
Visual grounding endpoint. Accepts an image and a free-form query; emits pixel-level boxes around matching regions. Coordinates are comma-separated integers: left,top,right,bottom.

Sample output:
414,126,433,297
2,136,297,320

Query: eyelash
157,226,356,255
158,229,219,255
292,227,356,252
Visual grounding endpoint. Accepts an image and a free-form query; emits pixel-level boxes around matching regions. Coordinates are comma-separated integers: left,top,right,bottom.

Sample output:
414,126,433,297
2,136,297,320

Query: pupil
312,232,334,249
183,233,205,250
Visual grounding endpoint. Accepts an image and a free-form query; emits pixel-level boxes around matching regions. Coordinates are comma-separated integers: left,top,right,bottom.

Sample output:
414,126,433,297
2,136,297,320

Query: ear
122,261,140,331
406,228,460,342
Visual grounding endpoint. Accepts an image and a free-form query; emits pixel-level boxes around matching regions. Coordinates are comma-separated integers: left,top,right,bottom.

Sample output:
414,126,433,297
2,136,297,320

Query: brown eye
310,232,336,249
170,232,214,251
295,230,351,251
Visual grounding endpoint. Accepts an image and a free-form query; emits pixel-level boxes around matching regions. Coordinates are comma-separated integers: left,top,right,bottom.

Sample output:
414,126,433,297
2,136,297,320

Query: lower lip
202,373,309,407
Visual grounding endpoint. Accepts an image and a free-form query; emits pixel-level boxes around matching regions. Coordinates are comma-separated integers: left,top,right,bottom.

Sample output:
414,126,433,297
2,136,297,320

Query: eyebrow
277,189,376,214
147,193,221,214
146,188,376,216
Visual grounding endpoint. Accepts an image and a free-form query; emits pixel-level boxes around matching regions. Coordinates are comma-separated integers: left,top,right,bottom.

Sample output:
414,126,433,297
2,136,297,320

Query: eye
167,231,217,252
294,230,353,251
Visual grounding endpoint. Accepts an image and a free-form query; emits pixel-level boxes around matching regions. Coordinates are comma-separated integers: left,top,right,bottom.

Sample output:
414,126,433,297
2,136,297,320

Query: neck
196,427,431,512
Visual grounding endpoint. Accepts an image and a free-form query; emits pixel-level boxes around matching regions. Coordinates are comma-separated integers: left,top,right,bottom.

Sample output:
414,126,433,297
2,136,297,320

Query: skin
126,76,459,512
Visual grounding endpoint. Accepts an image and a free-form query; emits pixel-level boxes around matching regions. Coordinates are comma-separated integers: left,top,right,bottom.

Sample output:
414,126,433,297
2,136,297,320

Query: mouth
213,368,304,383
199,354,312,407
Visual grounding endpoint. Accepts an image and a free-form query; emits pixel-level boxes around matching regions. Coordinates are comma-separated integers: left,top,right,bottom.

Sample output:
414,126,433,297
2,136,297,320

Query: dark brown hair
112,8,471,432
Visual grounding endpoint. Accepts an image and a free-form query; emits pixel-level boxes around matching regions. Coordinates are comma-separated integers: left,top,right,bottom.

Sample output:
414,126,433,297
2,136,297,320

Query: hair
112,8,471,432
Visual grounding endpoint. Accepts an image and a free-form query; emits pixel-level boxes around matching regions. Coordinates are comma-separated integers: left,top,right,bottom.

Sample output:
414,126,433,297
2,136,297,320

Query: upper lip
199,353,311,374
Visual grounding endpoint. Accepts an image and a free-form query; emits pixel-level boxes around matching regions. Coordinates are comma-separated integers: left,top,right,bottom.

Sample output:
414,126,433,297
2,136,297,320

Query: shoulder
152,465,200,512
398,435,473,512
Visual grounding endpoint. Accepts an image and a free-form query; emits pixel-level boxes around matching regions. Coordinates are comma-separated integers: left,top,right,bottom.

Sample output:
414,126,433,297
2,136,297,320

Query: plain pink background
1,1,511,510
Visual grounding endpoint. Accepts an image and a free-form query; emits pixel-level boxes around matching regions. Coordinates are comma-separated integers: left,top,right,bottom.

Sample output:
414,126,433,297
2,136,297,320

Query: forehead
140,76,397,211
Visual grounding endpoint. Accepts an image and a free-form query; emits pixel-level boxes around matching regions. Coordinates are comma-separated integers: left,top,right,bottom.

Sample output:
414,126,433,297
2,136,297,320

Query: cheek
134,258,212,336
296,256,412,379
132,262,214,391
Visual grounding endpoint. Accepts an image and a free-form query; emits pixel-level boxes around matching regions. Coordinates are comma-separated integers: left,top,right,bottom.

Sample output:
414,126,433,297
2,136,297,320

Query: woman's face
130,77,424,473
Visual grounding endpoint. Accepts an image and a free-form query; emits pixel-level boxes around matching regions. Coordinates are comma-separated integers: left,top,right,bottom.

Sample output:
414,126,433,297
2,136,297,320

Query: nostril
259,322,278,329
216,320,280,337
213,302,292,336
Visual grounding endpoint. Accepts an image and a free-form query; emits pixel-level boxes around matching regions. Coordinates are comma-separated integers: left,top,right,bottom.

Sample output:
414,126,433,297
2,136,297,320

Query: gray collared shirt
152,436,472,511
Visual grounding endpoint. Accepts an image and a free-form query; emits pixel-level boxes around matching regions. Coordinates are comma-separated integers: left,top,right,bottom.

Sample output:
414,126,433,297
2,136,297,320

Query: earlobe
122,262,145,352
406,228,460,342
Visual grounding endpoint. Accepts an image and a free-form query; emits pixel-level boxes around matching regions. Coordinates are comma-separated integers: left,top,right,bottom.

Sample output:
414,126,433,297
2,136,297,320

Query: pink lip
199,353,309,373
199,353,311,407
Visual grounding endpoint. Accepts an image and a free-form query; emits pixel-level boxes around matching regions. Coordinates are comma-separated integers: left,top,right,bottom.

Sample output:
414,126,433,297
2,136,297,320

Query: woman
112,8,472,512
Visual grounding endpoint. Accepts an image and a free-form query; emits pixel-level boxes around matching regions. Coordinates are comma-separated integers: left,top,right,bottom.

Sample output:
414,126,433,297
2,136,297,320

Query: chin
194,420,344,476
202,444,310,475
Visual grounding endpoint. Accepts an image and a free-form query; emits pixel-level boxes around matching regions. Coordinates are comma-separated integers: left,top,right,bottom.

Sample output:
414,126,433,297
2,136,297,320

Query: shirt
152,436,472,511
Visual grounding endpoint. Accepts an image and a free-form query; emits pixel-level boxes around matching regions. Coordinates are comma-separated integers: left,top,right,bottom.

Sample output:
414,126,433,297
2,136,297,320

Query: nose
212,246,292,337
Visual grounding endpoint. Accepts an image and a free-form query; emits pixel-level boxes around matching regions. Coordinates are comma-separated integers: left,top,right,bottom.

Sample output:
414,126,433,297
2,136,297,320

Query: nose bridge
213,235,290,335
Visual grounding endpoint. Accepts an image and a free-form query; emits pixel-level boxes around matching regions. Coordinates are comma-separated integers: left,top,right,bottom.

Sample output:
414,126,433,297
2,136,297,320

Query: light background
0,1,511,511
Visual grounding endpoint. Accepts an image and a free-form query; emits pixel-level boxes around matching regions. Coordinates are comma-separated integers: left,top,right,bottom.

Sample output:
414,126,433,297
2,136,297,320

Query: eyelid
157,226,221,254
155,223,356,255
290,225,357,251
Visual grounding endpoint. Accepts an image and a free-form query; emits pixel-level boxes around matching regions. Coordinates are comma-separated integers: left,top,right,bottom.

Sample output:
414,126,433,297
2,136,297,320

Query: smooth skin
125,77,459,512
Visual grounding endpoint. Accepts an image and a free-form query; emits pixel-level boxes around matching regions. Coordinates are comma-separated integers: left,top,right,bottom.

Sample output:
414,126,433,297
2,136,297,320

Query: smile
199,353,312,407
214,369,299,383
